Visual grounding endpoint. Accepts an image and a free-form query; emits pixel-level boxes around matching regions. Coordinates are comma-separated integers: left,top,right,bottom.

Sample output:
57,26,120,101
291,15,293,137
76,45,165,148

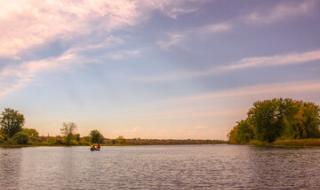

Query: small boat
90,144,101,151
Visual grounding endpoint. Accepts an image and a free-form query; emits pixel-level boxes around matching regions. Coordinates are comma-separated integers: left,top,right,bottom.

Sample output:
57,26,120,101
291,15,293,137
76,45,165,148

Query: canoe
90,147,101,151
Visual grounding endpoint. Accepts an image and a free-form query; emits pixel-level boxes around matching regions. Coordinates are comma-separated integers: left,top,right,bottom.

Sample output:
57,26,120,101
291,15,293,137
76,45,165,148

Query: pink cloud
135,49,320,82
0,0,139,57
178,81,320,103
245,0,315,24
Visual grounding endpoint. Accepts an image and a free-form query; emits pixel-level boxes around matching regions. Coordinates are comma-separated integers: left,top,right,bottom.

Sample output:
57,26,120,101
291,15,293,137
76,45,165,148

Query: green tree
298,102,320,138
229,98,320,143
0,108,25,138
228,120,254,144
278,99,301,139
89,130,104,144
22,128,39,142
60,122,77,145
22,128,39,137
12,131,29,144
75,134,81,143
116,136,126,144
248,99,283,142
279,100,320,139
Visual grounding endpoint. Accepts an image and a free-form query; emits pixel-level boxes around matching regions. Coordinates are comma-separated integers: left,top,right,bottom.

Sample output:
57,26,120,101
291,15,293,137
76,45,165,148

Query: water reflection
1,145,320,190
247,147,320,189
0,149,22,189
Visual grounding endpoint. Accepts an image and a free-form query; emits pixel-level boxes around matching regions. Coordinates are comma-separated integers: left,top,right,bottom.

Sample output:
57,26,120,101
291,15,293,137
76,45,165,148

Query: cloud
199,22,232,33
165,7,198,19
0,0,205,57
156,32,186,50
155,0,316,51
74,36,125,53
135,49,320,82
0,0,141,58
178,81,320,103
0,0,207,57
245,0,315,24
222,49,320,70
0,0,207,98
157,22,232,50
0,49,88,98
141,0,208,19
105,49,141,61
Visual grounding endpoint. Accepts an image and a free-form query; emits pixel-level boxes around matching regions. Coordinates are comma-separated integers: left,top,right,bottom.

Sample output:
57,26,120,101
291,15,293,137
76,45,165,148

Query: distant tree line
228,98,320,144
104,138,225,145
0,108,225,146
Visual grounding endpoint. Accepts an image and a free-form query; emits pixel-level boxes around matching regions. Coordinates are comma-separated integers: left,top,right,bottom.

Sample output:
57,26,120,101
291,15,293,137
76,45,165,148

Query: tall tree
0,108,25,138
248,99,282,142
60,122,77,145
89,129,104,144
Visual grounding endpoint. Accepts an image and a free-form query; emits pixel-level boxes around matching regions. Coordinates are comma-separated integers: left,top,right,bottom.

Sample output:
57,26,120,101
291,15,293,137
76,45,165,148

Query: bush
22,128,39,142
89,130,104,144
0,134,4,143
12,131,29,144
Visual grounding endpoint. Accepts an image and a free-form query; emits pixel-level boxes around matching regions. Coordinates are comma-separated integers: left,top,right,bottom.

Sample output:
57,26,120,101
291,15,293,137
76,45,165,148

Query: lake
1,144,320,189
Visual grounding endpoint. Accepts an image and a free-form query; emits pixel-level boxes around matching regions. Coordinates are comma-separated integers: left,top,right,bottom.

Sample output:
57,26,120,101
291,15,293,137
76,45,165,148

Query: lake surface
1,145,320,190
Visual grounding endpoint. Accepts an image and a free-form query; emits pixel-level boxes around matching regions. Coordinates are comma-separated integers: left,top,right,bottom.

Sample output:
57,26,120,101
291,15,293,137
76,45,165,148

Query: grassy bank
240,139,320,147
273,139,320,147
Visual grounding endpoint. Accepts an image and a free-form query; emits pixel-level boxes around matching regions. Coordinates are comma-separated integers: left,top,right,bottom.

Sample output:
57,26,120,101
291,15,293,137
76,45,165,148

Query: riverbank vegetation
228,98,320,146
0,108,225,147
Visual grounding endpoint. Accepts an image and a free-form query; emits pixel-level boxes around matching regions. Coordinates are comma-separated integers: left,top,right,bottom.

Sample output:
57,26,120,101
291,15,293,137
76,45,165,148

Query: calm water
1,145,320,190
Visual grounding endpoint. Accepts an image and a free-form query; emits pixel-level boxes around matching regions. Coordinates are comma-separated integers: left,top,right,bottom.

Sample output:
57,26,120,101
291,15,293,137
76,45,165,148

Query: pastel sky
1,0,320,140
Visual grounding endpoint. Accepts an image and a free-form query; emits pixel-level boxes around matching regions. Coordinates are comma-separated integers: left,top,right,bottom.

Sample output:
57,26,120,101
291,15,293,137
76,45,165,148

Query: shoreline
3,140,320,148
0,144,227,148
1,138,227,148
229,139,320,148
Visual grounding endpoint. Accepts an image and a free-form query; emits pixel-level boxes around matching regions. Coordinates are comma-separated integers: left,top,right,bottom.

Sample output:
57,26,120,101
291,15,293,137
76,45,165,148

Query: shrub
89,130,104,144
0,134,4,143
12,131,29,144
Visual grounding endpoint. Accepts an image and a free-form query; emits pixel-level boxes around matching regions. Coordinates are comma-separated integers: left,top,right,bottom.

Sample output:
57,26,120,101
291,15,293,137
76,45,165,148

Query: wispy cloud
156,0,316,51
0,49,88,98
135,49,320,82
164,7,198,19
178,81,320,103
222,49,320,70
141,0,208,19
0,0,206,58
0,0,140,58
199,22,232,33
0,0,206,98
157,22,232,50
105,49,142,61
156,32,186,50
245,0,315,24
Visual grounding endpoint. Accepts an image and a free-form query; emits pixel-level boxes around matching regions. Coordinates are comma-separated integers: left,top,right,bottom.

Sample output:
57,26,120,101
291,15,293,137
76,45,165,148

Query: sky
0,0,320,140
